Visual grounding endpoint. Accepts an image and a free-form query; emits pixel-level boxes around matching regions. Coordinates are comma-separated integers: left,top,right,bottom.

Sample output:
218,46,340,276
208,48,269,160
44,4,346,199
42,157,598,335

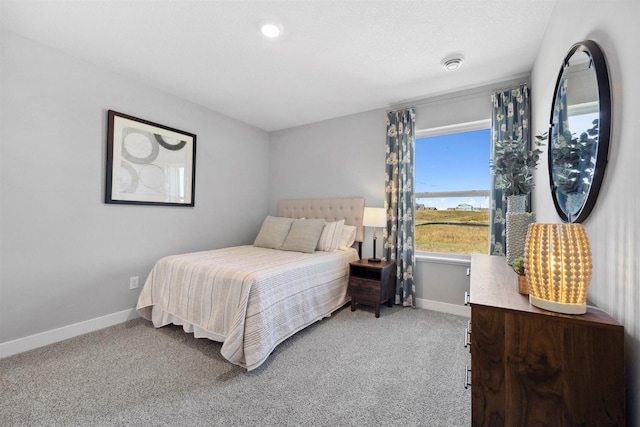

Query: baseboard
0,308,140,359
1,302,467,358
415,298,470,317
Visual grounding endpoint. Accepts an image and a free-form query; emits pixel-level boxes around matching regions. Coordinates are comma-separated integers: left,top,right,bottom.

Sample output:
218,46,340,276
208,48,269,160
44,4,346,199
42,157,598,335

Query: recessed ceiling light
260,22,283,39
441,56,464,71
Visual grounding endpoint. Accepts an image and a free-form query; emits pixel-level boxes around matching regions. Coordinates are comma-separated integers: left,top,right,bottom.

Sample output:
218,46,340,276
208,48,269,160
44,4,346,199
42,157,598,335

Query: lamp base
367,257,382,263
529,295,586,315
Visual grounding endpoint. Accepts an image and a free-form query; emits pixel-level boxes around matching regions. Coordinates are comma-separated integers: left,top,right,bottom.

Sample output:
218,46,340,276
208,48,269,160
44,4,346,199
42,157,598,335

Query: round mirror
548,40,611,223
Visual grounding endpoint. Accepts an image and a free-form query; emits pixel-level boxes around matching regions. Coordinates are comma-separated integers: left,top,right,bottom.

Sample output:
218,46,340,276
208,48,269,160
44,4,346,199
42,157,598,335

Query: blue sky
415,128,491,210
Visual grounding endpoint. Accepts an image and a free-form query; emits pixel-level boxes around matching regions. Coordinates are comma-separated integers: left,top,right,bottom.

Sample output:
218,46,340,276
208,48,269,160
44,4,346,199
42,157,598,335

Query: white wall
0,32,270,347
530,1,640,424
269,109,387,214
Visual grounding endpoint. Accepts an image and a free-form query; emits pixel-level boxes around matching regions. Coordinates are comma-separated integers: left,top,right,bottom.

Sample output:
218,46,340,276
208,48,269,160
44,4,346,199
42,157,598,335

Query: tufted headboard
277,197,365,244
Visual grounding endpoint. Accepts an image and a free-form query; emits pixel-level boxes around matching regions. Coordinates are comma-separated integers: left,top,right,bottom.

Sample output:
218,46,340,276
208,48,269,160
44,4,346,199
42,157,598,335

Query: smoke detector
441,56,464,71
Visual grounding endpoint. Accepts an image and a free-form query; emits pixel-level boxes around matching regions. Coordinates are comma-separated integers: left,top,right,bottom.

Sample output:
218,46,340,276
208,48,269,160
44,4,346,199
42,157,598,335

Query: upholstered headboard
277,197,365,243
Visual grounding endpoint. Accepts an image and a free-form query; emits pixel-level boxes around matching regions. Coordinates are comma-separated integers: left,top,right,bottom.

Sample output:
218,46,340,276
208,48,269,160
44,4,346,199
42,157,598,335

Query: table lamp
362,207,386,262
524,223,592,314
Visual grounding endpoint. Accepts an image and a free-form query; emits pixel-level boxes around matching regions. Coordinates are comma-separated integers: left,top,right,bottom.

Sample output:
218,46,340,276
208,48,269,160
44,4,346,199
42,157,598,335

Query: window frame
414,119,491,259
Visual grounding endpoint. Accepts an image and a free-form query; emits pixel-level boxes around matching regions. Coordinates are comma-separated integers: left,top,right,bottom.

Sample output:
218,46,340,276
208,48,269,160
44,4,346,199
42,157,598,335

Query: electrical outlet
129,276,139,290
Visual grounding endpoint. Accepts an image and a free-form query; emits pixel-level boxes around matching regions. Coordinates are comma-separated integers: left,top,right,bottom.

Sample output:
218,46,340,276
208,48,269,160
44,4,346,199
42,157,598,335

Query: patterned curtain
383,108,415,307
489,83,531,256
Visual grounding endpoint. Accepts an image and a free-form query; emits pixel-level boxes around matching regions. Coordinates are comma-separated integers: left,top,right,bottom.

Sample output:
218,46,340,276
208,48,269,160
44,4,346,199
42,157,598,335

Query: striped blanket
136,245,358,370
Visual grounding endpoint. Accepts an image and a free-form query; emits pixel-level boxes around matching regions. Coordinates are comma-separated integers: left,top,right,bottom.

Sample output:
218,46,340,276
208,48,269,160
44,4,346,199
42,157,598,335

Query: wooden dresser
467,255,625,427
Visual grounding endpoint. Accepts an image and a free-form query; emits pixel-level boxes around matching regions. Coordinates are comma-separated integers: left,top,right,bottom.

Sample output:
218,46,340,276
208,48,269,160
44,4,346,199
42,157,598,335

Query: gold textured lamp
362,207,386,263
524,223,592,314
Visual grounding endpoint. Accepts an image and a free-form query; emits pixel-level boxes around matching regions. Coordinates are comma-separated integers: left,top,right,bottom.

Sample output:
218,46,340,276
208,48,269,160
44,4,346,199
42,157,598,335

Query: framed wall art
105,110,196,206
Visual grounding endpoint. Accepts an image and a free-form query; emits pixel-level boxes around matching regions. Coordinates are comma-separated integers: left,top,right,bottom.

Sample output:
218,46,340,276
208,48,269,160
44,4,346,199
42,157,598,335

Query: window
415,121,491,255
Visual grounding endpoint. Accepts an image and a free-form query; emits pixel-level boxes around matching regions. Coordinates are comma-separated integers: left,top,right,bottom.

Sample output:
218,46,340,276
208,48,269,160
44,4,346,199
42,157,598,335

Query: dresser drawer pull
464,291,470,306
464,364,471,389
464,327,471,349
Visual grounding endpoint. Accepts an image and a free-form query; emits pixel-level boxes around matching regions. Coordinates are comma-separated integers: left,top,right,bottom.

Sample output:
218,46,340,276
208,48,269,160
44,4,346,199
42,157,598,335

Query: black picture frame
106,110,196,206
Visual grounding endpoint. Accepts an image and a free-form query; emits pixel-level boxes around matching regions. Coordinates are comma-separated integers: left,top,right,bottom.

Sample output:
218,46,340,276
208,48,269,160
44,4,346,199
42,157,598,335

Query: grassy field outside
415,209,489,255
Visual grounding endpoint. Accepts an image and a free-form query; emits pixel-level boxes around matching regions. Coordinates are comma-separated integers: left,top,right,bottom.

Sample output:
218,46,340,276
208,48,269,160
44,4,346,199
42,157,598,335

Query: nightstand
348,259,396,318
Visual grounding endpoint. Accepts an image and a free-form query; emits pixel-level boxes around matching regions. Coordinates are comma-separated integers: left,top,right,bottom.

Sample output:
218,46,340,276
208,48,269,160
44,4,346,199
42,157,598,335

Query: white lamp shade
363,207,386,228
524,223,592,315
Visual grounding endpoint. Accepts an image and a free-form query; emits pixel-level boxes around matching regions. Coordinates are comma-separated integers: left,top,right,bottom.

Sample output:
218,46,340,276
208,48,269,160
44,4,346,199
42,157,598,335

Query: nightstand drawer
349,277,383,299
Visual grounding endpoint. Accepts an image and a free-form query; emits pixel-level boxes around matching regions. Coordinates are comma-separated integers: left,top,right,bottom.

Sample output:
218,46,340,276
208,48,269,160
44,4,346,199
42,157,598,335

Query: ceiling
1,0,557,132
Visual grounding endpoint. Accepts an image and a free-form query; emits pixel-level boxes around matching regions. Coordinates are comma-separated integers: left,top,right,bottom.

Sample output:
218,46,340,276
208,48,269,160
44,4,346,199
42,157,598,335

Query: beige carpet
0,304,471,426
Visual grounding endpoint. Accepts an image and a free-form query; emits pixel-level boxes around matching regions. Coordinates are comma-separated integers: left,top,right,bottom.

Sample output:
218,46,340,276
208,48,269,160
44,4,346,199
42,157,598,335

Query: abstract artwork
105,110,196,206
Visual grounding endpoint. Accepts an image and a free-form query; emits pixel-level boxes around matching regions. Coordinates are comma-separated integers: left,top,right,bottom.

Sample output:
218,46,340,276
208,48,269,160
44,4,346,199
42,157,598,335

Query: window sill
416,252,472,266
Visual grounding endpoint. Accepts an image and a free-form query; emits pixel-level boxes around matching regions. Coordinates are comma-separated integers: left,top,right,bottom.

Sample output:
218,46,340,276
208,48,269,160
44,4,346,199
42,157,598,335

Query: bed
136,197,365,371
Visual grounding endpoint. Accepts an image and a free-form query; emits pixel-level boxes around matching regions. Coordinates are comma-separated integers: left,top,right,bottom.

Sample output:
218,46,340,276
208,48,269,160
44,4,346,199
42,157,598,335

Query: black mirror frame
548,40,611,223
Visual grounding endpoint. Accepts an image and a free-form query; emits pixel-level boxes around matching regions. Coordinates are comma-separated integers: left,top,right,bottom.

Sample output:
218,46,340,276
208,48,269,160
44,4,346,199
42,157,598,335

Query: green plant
490,132,546,196
550,120,598,193
512,257,525,276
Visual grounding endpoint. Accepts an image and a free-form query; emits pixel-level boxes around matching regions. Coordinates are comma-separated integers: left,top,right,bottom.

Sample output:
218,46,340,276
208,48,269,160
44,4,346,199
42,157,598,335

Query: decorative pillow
316,219,345,252
253,216,295,249
338,225,357,250
281,219,326,253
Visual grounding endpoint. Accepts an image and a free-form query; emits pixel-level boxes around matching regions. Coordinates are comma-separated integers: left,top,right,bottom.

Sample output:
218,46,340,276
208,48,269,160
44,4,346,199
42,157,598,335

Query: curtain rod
387,78,529,112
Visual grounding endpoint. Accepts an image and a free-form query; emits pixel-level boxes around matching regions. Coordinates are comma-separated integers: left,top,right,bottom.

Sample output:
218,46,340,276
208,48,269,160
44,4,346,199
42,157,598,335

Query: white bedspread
136,245,358,370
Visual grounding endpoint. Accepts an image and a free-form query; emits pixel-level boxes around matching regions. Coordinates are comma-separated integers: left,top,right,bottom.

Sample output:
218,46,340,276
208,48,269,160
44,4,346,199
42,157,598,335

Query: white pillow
338,225,357,250
316,219,345,252
253,216,294,249
281,219,326,253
